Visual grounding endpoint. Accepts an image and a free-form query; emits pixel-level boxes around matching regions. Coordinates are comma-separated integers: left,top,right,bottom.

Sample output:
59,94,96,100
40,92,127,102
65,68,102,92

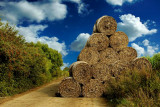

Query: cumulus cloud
105,0,134,6
70,33,90,51
142,39,149,46
0,0,67,24
17,25,68,56
131,43,145,57
131,39,159,57
118,14,157,42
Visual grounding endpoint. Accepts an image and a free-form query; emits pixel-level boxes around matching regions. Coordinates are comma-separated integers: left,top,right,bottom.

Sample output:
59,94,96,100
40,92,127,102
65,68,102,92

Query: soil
0,78,109,107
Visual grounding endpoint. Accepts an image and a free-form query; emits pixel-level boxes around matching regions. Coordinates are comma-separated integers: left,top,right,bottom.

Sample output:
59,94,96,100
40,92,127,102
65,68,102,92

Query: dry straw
133,58,152,72
82,79,104,98
77,47,99,65
91,62,112,82
110,31,129,51
70,61,92,85
93,16,117,35
119,47,137,62
58,77,81,97
86,33,109,51
111,60,132,77
99,48,119,64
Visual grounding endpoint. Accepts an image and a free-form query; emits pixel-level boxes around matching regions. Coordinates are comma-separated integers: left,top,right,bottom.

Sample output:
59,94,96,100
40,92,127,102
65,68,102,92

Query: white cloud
131,39,159,57
142,39,149,46
131,43,145,57
0,0,67,24
61,62,69,70
65,0,89,15
105,0,134,6
78,3,89,14
17,25,68,56
69,0,81,3
118,14,157,42
41,1,67,21
147,46,156,56
114,8,123,13
70,33,90,51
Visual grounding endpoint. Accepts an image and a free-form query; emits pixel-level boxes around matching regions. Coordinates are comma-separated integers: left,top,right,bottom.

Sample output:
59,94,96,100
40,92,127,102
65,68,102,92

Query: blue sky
0,0,159,69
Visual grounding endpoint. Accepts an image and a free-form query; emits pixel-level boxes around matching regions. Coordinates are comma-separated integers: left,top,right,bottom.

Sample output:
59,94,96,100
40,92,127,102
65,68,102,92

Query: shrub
0,20,65,96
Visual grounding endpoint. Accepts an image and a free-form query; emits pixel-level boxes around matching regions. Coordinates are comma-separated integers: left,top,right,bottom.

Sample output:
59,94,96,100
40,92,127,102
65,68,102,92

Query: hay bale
93,16,117,35
133,58,152,72
86,33,109,51
119,47,137,62
68,62,75,77
110,31,129,51
99,48,119,64
77,47,99,65
93,23,98,33
111,60,132,77
58,77,81,97
91,62,111,82
70,61,92,85
82,79,104,98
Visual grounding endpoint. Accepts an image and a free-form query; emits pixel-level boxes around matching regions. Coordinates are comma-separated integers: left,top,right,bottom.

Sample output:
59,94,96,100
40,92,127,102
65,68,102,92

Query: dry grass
104,68,160,106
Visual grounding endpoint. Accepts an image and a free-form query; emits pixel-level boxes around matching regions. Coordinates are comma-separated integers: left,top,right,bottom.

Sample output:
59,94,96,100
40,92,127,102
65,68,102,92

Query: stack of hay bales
57,16,152,98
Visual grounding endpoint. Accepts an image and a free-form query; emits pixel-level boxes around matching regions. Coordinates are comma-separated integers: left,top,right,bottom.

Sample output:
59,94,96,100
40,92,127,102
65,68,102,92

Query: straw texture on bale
86,33,109,51
93,23,98,33
111,60,132,77
119,47,137,62
91,62,112,82
77,47,99,65
93,16,117,35
133,58,152,72
69,62,75,76
110,31,129,51
58,77,81,97
99,48,119,64
82,79,104,98
70,61,92,84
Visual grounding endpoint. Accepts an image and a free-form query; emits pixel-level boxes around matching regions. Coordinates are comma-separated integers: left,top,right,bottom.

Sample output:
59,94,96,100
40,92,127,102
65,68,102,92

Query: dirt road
0,78,108,107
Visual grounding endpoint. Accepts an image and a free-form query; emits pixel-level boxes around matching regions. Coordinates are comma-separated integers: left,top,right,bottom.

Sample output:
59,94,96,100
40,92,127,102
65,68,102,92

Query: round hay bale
86,33,109,51
111,60,132,77
82,79,104,98
91,62,112,82
110,31,129,52
69,62,76,77
119,47,137,62
93,23,98,33
133,58,152,72
77,47,99,65
70,61,92,85
58,77,81,97
99,48,119,64
95,16,117,35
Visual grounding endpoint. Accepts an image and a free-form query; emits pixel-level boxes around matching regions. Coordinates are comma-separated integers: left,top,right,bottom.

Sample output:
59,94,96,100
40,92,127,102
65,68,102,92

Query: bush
0,20,65,96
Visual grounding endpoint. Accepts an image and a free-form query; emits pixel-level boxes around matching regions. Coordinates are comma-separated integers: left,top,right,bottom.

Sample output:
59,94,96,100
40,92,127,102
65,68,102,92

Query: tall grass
104,53,160,106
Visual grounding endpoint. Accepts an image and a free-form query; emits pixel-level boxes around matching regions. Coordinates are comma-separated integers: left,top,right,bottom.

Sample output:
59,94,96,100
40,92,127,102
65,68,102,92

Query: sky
0,0,160,69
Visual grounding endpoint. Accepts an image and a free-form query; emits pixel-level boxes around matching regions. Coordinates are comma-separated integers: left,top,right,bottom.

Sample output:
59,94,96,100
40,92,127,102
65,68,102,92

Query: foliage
63,67,69,71
0,20,67,97
145,53,160,70
105,54,160,106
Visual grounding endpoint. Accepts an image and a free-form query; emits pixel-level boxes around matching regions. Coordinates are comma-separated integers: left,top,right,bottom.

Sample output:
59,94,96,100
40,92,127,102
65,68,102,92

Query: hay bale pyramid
57,16,152,98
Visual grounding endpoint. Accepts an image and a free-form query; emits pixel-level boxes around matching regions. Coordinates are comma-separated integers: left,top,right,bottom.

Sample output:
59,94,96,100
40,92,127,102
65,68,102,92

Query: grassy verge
104,67,160,106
